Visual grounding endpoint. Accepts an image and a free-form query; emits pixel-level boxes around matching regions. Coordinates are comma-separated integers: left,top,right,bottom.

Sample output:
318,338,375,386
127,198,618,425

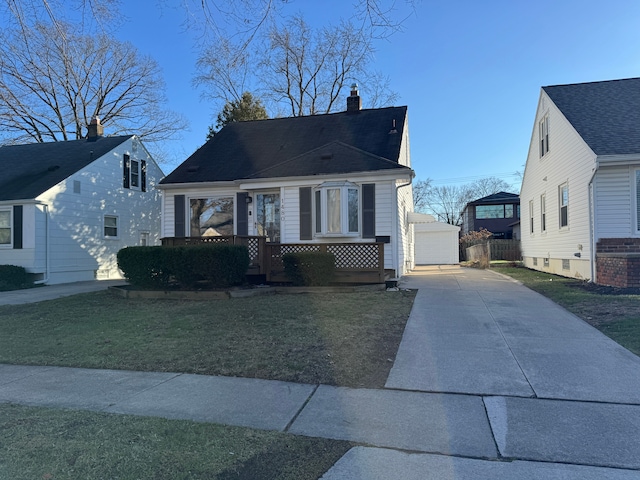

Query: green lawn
0,289,415,388
492,264,640,355
0,288,414,478
0,403,353,480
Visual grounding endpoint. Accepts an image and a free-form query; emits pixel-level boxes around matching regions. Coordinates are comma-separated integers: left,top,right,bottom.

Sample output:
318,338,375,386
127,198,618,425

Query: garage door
415,231,458,264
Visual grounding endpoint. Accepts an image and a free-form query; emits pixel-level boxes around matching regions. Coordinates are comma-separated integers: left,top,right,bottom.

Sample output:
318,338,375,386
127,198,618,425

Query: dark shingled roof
468,192,520,206
543,78,640,155
161,106,409,184
0,136,130,201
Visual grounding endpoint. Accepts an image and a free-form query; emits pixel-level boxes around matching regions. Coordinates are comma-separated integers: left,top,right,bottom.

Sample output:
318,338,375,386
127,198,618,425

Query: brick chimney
346,83,362,113
87,115,104,141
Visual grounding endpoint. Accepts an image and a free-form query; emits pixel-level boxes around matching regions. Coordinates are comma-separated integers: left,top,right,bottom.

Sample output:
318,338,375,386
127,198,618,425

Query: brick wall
596,238,640,288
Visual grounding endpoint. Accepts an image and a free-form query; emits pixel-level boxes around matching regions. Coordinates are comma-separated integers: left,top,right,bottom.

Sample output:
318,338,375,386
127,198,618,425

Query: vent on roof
321,153,333,160
47,165,60,172
187,165,200,173
389,119,398,134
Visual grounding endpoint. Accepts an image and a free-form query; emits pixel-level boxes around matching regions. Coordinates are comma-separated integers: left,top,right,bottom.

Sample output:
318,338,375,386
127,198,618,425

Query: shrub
117,245,250,289
174,245,250,288
282,252,336,286
0,265,33,291
117,246,172,289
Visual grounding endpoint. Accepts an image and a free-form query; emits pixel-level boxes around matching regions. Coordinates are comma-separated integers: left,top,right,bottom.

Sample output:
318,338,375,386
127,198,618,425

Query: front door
255,192,281,243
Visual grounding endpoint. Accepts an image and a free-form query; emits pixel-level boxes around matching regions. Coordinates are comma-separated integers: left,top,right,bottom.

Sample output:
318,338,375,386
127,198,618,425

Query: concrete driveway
324,265,640,478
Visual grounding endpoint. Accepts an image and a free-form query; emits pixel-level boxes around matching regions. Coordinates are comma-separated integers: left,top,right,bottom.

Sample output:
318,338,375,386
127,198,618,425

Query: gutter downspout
34,203,50,285
394,173,415,277
587,165,598,284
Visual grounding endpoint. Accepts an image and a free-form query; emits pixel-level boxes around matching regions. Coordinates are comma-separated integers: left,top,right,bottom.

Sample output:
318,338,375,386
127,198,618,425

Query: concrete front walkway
0,267,639,478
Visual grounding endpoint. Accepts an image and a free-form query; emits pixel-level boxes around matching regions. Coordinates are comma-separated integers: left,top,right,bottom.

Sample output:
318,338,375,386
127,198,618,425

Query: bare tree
263,16,377,116
197,15,398,117
422,184,474,226
418,176,515,225
0,21,187,146
412,178,432,213
469,176,512,198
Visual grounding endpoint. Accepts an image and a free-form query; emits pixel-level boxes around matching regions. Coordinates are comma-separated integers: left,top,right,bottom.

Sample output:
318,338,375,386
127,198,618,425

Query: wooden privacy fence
489,239,521,261
161,236,385,284
464,240,521,263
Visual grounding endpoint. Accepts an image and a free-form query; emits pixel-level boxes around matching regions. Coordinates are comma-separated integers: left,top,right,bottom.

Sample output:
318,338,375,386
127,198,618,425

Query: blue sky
116,0,640,191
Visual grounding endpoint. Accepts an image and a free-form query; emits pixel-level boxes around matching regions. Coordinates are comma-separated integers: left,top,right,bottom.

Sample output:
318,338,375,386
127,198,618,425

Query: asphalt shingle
543,77,640,156
0,136,130,201
160,106,409,184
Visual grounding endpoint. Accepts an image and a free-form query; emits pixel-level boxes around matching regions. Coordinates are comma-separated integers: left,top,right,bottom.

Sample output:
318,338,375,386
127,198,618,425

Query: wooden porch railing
160,236,385,284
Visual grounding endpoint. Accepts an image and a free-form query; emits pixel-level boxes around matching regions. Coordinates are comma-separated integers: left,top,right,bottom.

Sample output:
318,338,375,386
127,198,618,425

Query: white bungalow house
0,119,164,284
520,77,640,287
159,86,415,280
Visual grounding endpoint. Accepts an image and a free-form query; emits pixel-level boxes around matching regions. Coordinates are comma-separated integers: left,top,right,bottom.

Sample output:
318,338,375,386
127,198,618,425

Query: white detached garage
410,213,460,265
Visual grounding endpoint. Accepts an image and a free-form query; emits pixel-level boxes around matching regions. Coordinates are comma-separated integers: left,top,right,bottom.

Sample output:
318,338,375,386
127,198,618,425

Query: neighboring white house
0,119,164,284
410,212,460,265
159,86,416,278
520,77,640,287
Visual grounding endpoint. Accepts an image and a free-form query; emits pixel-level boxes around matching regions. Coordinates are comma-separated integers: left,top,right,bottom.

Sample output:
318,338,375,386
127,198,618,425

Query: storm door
255,192,280,243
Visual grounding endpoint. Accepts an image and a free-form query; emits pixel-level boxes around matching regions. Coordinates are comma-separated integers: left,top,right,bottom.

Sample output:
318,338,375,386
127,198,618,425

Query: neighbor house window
131,159,140,188
190,197,234,237
539,115,549,157
140,231,150,246
559,183,569,228
529,200,534,234
540,194,546,232
0,209,11,245
104,215,118,237
314,182,359,236
476,204,514,219
123,154,146,191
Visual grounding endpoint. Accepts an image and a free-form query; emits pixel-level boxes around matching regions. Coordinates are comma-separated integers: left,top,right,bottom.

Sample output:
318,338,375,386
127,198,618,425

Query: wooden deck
161,236,385,284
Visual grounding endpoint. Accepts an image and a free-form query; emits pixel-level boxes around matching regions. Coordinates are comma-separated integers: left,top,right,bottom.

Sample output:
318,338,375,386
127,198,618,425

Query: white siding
593,165,636,239
415,222,460,265
520,90,595,280
396,180,414,275
33,137,164,284
281,186,299,243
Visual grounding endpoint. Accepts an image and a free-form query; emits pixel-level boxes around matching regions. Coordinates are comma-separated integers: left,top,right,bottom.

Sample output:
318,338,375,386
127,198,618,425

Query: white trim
0,207,12,248
104,214,119,239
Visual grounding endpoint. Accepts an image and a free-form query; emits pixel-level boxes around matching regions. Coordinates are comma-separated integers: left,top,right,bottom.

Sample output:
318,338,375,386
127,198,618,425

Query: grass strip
0,403,353,480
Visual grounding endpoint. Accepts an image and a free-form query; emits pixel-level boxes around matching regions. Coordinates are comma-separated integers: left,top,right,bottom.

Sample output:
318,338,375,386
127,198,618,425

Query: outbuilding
410,213,460,265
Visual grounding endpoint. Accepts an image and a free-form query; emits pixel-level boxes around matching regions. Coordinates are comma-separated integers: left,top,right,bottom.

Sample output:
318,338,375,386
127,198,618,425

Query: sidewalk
0,279,125,305
1,267,639,478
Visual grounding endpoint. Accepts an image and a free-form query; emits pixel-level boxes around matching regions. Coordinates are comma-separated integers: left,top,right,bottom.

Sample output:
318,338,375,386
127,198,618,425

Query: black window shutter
362,183,376,238
13,205,23,249
174,195,185,238
123,154,130,189
299,187,312,240
141,160,147,192
236,192,249,236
